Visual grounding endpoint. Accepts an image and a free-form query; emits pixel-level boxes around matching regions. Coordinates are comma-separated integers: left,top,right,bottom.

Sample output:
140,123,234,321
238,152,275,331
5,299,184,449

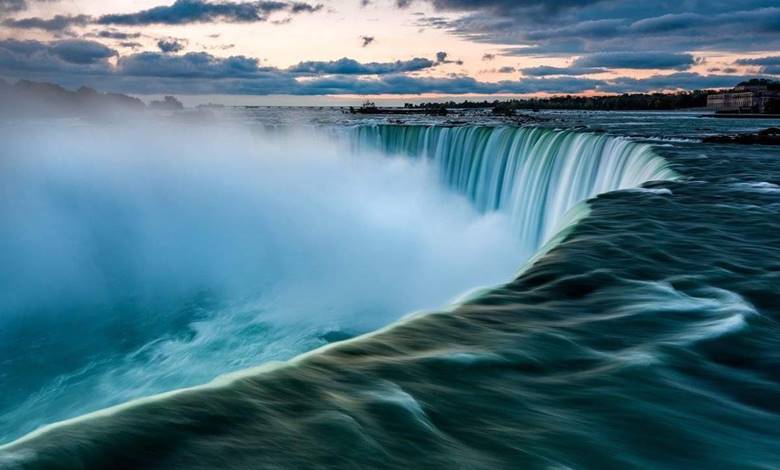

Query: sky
1,0,779,103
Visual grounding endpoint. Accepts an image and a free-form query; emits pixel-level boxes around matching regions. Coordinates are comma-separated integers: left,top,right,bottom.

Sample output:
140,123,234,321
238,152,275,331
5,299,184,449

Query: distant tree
0,79,144,117
150,96,184,111
404,90,718,112
737,78,780,89
765,99,780,114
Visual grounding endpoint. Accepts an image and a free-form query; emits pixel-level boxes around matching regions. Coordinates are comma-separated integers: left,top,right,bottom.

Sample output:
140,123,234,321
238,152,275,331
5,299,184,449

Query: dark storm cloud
425,0,605,13
287,57,435,75
0,0,26,15
736,56,780,66
0,38,114,74
435,51,463,65
97,0,322,25
627,13,703,34
49,39,116,64
116,52,273,78
760,66,780,75
573,52,695,70
89,30,142,40
1,38,764,96
411,1,780,57
2,0,323,35
523,19,624,41
157,38,186,53
0,0,61,15
521,65,607,76
735,56,780,76
289,2,322,13
2,14,90,31
119,41,143,49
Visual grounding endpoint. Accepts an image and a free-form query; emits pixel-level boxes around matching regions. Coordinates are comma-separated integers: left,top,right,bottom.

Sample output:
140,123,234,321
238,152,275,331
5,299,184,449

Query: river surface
0,109,778,469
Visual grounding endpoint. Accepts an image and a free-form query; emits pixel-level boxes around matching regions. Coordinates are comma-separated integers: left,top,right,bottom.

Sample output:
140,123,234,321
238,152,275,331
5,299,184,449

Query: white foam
732,182,780,193
681,314,748,343
0,119,526,444
624,281,757,345
0,122,679,450
624,187,673,195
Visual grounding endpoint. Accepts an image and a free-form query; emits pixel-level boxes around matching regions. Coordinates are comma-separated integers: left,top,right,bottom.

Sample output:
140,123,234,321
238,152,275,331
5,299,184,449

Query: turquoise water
1,111,779,469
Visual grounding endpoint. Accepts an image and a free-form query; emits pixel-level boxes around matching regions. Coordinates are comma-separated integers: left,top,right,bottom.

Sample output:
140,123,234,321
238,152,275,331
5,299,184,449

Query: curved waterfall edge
350,124,678,252
0,126,678,452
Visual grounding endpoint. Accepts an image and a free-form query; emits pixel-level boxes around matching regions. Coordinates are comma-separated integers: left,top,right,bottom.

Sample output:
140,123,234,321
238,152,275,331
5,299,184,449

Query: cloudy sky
1,0,779,102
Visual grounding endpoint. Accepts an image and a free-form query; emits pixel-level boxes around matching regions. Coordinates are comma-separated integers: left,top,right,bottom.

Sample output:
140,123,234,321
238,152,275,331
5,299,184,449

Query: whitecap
680,314,748,343
732,182,780,193
624,187,673,195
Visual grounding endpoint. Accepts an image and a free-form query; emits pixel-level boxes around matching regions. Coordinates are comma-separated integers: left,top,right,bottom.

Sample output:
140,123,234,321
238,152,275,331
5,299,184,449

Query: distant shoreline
703,113,780,119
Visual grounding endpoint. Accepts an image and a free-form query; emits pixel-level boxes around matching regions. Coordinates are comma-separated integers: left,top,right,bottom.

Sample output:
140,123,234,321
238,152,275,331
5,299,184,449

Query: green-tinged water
353,125,675,248
1,112,779,470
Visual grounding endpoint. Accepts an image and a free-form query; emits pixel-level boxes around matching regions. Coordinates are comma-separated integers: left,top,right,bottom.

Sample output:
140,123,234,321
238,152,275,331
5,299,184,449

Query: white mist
0,119,524,441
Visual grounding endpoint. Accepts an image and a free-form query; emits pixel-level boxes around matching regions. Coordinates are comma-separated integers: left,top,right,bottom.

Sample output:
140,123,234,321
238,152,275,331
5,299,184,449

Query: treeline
0,79,185,117
405,90,716,113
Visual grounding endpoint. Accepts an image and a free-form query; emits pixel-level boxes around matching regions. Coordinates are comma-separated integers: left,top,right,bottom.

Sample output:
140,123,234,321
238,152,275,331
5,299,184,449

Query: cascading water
0,120,680,457
352,125,677,250
3,112,778,470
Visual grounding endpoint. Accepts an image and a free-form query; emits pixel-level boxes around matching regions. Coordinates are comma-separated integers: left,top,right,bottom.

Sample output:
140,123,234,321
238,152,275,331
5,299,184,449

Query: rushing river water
0,109,778,469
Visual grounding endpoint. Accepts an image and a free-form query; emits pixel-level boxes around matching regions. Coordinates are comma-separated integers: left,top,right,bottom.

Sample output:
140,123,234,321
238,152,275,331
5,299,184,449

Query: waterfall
352,125,676,251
